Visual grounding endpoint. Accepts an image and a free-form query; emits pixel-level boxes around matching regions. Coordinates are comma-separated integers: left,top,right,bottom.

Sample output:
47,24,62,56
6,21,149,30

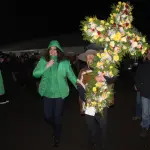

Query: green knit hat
48,40,63,52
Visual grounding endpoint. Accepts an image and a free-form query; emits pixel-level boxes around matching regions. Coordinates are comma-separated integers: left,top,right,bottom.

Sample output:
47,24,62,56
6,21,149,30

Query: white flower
125,19,129,23
96,25,105,31
108,29,114,36
91,31,98,36
110,41,115,47
110,34,115,39
122,6,126,10
101,85,107,90
131,42,138,48
130,40,133,43
121,37,127,42
98,96,104,102
87,29,92,36
105,53,112,61
119,27,124,33
90,23,97,29
105,37,110,41
122,14,127,18
114,47,118,51
123,45,127,49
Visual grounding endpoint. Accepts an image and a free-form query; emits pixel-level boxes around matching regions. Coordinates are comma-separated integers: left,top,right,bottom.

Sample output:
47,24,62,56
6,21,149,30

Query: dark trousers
44,97,64,138
85,108,107,147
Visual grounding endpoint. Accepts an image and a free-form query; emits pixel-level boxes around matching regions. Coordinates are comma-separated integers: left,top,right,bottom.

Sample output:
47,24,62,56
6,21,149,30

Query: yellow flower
100,20,105,24
105,22,109,26
83,25,88,31
91,101,97,106
97,53,101,58
95,82,103,87
93,35,99,40
89,18,93,22
122,2,126,6
113,13,116,17
106,60,109,63
102,92,108,99
110,20,114,24
136,36,140,41
116,8,119,11
141,47,147,54
109,71,113,77
121,20,125,24
113,55,119,61
118,1,122,5
128,24,132,28
101,52,107,58
97,103,102,107
110,41,115,47
96,61,103,68
113,32,121,41
93,87,97,92
107,91,111,95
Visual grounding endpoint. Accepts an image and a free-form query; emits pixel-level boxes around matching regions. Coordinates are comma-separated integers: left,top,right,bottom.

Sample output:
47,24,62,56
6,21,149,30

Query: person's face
49,46,57,56
86,54,95,65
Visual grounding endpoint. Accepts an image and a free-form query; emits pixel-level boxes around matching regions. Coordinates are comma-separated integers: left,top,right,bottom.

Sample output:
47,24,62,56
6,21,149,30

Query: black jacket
135,60,150,99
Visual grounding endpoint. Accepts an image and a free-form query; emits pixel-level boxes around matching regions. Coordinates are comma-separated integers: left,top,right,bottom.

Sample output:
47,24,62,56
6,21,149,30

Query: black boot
52,136,60,147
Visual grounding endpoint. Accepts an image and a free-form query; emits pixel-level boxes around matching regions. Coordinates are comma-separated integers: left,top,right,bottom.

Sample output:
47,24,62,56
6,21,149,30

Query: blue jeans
141,97,150,129
136,92,142,117
44,97,64,137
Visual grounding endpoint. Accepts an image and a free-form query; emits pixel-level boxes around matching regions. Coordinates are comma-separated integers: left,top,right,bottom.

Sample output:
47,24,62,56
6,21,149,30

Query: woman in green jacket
33,40,77,147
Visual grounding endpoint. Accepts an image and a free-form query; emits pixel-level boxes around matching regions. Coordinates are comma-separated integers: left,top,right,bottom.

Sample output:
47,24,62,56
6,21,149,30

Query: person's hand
46,60,54,68
95,75,105,82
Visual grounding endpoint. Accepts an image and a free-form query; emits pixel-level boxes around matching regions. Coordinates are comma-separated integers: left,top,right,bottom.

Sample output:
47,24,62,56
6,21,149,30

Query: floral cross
80,1,149,113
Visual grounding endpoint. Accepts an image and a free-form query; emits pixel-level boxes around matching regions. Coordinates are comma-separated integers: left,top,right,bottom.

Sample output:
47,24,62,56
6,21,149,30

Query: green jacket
0,71,5,95
33,57,77,99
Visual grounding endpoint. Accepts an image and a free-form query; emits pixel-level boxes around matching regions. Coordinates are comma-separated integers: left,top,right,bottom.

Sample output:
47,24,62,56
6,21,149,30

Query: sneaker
132,116,141,120
140,128,148,138
0,100,9,104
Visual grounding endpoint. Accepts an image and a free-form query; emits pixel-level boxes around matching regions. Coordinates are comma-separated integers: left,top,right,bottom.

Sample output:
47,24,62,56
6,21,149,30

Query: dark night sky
0,0,149,47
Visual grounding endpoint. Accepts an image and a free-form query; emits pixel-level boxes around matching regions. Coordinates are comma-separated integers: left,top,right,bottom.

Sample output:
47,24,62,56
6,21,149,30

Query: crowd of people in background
0,50,87,104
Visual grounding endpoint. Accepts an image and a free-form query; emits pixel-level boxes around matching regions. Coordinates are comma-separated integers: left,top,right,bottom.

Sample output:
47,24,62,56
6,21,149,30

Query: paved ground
0,72,150,150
